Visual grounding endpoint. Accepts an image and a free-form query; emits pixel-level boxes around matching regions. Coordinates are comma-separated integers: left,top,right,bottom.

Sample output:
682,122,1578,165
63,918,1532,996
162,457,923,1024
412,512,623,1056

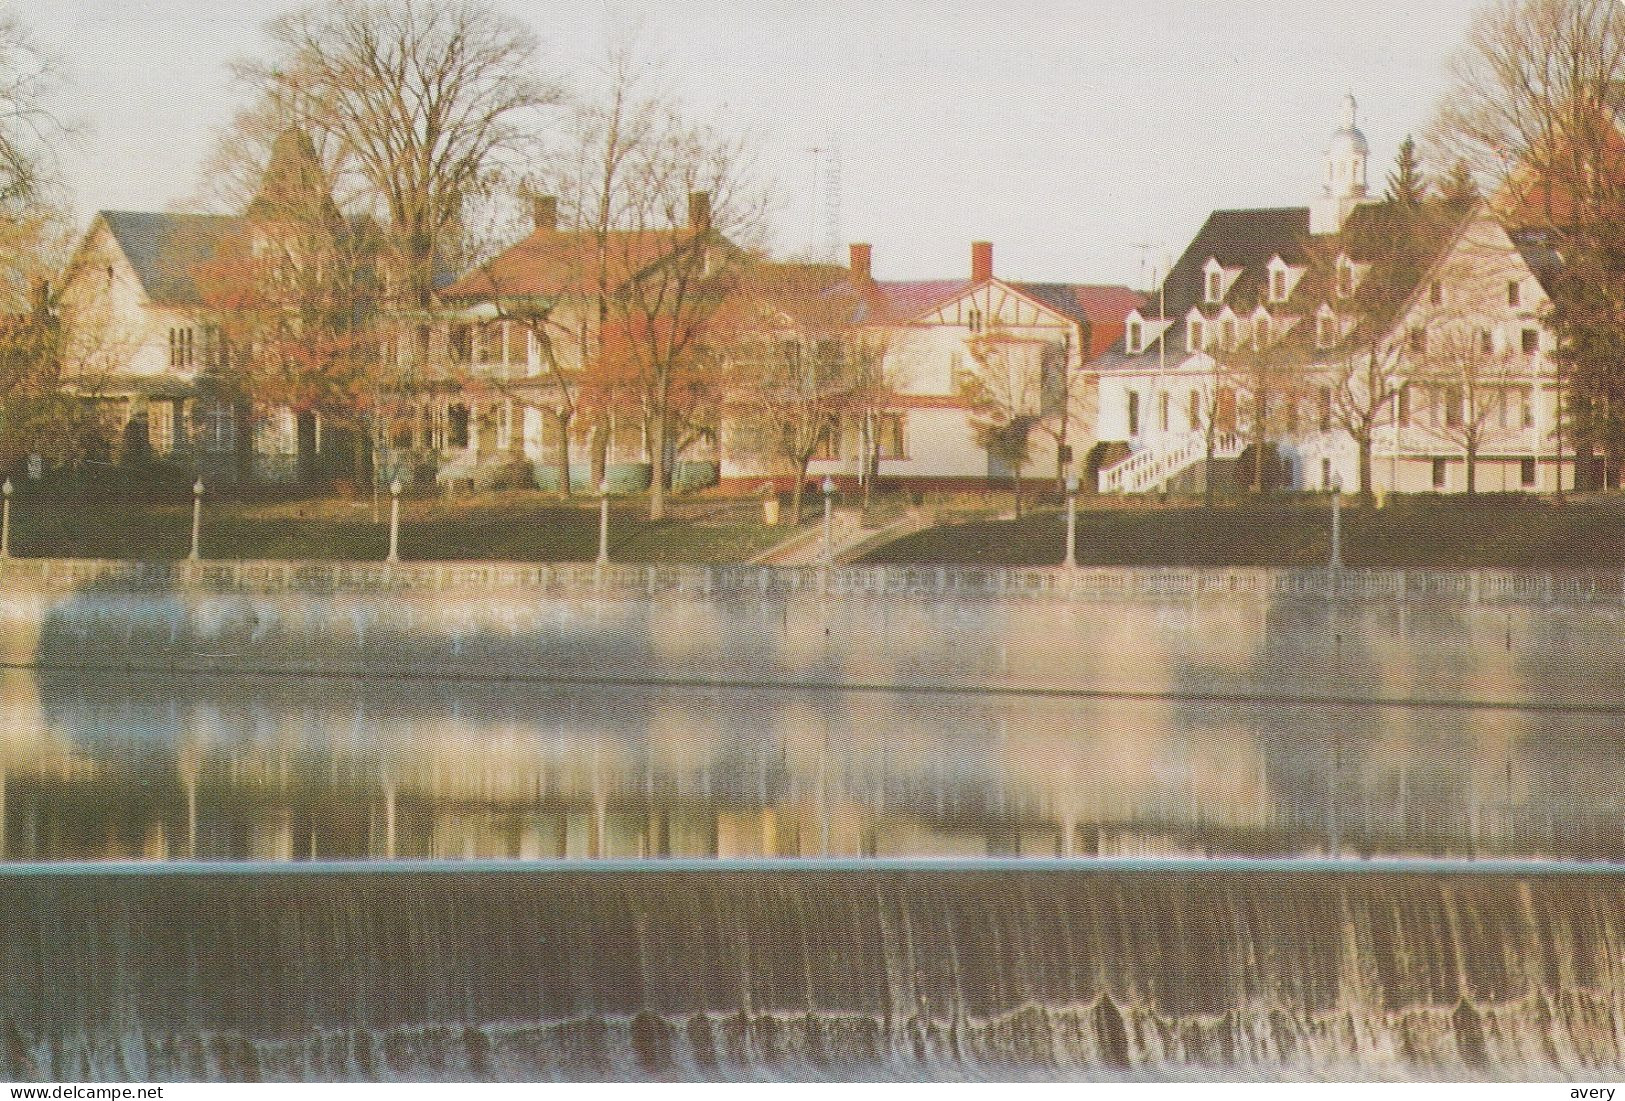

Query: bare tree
959,329,1059,517
0,14,89,471
846,336,902,515
1402,328,1524,495
0,10,67,216
1208,318,1307,494
234,1,561,312
186,119,388,486
723,265,876,525
532,38,771,520
1311,196,1466,503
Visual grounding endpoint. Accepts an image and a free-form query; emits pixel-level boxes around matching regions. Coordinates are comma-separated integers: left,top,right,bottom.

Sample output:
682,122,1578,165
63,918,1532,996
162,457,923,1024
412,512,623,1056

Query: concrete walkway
748,508,932,565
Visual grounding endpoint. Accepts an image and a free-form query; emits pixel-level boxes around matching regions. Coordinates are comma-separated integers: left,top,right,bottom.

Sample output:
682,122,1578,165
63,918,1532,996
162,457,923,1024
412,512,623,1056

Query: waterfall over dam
6,865,1624,1081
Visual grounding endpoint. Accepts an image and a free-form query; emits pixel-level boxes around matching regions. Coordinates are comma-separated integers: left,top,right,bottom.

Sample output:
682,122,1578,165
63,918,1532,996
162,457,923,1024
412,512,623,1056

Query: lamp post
822,476,836,563
1064,472,1079,570
1330,473,1344,573
597,479,611,565
188,479,204,562
386,479,402,563
1,478,12,560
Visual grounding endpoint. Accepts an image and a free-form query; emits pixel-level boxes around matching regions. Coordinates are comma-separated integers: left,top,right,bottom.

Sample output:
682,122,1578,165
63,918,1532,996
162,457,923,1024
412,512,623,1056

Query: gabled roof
854,279,972,324
439,228,726,302
1008,282,1146,326
831,278,1140,339
98,211,248,308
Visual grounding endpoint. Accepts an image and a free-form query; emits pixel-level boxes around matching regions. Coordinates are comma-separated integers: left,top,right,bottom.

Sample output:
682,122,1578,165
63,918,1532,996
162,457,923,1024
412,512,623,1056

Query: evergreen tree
1385,137,1428,208
1436,158,1480,208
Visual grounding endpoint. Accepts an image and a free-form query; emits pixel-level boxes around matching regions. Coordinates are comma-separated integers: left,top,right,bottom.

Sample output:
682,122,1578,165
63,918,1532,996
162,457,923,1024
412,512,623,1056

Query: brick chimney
971,241,993,283
531,194,557,232
849,242,872,283
687,191,712,232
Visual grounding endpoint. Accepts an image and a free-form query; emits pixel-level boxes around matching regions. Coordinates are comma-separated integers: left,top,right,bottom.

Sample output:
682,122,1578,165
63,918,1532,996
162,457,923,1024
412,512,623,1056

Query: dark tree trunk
1358,435,1374,506
791,457,809,526
553,407,573,498
296,411,319,486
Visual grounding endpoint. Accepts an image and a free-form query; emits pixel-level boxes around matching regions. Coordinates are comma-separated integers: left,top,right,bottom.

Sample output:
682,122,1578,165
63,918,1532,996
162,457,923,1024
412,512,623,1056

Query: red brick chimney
687,191,712,232
849,242,872,283
971,241,993,283
531,194,557,233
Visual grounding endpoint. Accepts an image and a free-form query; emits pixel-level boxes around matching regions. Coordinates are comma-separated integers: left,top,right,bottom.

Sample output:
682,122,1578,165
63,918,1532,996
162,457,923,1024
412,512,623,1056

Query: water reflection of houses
5,671,1623,864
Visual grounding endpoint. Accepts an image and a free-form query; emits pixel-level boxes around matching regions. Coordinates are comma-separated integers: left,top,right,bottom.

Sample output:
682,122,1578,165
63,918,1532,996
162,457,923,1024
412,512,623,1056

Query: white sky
32,0,1487,288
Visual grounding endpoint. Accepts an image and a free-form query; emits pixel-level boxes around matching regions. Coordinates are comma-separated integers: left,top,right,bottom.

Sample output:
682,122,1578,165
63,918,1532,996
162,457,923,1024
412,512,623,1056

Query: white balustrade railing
1098,431,1243,494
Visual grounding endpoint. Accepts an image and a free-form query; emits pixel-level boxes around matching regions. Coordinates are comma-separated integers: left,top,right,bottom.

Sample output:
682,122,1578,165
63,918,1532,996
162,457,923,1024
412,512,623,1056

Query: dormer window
1315,308,1336,349
1221,318,1237,349
1336,259,1355,298
1202,258,1234,304
1188,317,1206,350
1254,316,1270,347
1126,319,1143,354
1265,255,1304,304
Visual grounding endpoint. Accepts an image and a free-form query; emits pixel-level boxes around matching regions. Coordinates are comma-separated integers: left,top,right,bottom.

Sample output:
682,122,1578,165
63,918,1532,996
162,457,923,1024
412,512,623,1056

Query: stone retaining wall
0,558,1620,708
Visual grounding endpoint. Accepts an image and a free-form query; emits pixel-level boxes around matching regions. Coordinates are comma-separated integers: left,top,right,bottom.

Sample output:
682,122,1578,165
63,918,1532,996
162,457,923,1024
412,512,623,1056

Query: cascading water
3,866,1622,1081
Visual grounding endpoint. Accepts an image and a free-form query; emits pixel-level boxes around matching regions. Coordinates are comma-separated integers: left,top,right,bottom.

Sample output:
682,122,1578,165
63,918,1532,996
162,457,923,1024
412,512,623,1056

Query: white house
718,241,1142,492
1091,96,1570,497
56,211,253,474
55,130,363,483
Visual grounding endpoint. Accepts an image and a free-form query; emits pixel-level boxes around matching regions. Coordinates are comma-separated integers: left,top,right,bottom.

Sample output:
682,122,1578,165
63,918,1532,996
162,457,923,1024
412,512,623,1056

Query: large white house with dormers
1090,96,1571,497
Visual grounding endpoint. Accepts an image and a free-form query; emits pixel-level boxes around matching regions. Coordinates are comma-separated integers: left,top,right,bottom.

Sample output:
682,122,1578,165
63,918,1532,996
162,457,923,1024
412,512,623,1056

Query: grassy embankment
5,486,790,564
859,494,1625,569
12,475,1625,569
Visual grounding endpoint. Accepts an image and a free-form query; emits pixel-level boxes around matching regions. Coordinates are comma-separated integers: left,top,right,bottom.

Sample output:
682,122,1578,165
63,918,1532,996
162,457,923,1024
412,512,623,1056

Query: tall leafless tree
0,10,66,218
234,1,561,312
531,37,771,521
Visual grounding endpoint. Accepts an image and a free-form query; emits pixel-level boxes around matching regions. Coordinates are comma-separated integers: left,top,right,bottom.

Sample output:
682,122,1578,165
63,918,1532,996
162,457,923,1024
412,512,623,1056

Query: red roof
440,228,709,301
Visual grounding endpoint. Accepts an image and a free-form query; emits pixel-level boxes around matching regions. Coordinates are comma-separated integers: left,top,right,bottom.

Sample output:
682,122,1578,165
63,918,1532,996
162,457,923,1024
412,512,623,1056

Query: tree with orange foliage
190,128,386,485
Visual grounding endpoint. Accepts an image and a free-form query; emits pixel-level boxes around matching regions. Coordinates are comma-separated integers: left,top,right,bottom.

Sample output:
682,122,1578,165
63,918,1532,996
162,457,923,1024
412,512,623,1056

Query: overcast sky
33,1,1487,288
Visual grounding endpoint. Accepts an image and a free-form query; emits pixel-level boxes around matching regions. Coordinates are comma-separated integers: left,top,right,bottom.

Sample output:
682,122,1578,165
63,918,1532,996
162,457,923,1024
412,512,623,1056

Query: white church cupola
1312,93,1372,235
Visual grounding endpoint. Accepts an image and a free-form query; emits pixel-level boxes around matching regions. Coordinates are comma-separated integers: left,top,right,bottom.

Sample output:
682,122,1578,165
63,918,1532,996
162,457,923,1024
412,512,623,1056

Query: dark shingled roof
1094,200,1472,371
100,211,247,307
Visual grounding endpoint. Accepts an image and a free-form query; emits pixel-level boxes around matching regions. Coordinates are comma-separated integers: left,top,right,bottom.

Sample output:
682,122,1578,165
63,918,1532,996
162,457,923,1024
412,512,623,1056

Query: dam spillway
5,864,1624,1082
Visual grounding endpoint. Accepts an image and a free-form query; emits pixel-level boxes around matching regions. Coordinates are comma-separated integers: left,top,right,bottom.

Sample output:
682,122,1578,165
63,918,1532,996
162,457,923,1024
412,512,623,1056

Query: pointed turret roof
246,127,343,233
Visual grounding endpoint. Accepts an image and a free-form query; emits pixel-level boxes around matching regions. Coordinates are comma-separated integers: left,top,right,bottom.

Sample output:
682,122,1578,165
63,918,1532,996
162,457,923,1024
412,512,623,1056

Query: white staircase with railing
1097,431,1244,494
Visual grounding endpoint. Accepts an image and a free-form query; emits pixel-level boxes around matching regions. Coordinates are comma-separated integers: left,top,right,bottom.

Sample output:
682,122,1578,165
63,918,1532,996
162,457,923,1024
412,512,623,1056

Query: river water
4,668,1624,1080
